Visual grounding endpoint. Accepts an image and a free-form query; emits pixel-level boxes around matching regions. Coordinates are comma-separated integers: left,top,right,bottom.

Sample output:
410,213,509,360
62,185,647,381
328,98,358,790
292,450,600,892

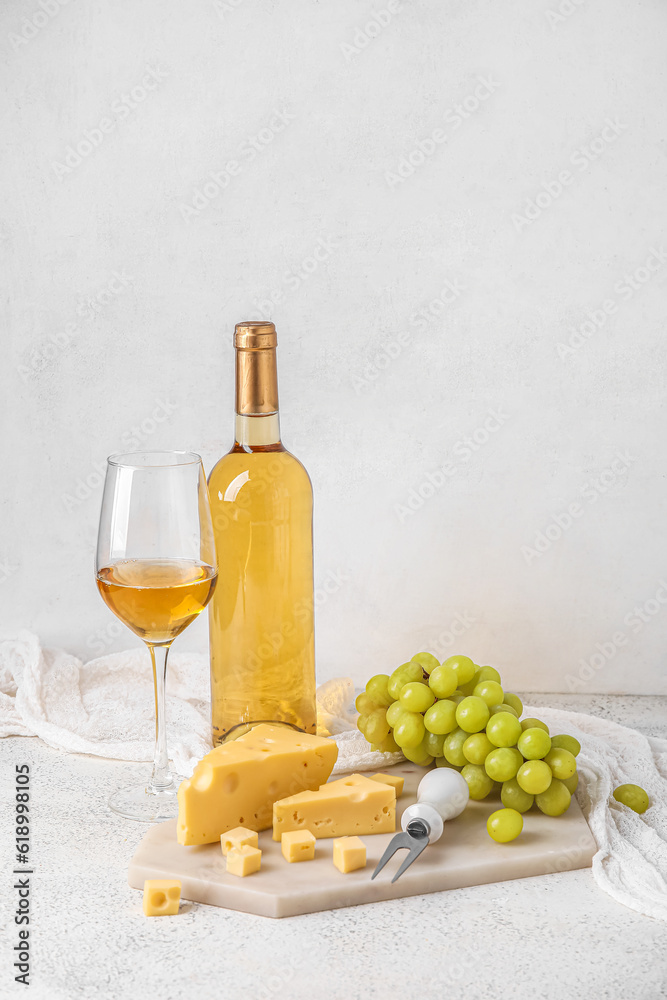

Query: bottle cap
234,321,277,350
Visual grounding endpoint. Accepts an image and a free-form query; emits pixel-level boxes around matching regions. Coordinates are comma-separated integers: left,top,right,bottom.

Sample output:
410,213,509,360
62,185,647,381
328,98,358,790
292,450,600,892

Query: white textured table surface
1,695,665,1000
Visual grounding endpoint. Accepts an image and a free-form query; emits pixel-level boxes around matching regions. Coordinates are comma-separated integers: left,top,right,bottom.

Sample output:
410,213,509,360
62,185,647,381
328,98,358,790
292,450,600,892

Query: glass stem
148,642,173,790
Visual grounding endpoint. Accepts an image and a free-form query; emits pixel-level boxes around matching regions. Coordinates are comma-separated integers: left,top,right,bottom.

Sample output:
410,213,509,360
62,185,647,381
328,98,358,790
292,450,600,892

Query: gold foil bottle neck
234,320,277,350
234,320,279,414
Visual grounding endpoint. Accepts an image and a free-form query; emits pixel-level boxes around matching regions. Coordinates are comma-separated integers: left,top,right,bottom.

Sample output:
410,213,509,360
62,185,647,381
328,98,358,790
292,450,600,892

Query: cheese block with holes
177,725,338,846
272,773,396,840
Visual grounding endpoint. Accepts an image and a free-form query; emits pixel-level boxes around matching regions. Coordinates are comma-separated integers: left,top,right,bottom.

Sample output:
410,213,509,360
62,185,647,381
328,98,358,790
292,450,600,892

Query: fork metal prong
371,832,416,880
390,834,429,883
371,829,430,882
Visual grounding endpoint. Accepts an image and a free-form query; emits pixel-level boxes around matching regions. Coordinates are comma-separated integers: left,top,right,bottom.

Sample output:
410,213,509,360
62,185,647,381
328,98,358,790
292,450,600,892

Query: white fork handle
400,767,470,844
401,803,444,844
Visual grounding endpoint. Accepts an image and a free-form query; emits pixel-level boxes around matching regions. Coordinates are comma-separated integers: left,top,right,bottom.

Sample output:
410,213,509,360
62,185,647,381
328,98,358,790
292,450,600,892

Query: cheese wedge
368,773,404,796
177,724,338,846
272,773,396,840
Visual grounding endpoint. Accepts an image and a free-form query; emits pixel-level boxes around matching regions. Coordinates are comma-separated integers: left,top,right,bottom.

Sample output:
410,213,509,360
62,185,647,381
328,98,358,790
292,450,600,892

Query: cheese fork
371,768,470,883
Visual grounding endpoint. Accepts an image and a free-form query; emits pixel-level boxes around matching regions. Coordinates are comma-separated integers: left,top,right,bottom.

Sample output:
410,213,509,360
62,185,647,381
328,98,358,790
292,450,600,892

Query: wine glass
95,451,217,822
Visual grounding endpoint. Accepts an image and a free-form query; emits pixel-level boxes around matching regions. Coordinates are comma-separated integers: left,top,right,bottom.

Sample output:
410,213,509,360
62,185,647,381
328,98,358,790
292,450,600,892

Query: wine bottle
208,321,316,744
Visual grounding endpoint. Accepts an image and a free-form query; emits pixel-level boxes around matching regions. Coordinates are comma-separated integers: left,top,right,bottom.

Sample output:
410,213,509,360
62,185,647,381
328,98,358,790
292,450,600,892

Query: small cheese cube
369,773,404,797
220,826,259,856
281,830,316,863
226,845,262,877
142,879,181,916
333,837,366,874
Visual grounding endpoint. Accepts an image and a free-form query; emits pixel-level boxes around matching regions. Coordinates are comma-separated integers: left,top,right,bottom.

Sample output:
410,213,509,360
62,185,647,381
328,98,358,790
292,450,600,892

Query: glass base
109,776,184,823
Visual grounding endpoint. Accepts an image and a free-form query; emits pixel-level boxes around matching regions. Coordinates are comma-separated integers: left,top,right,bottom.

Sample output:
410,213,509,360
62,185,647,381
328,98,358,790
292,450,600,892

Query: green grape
364,709,391,744
436,757,460,769
517,727,552,760
450,692,465,704
476,665,501,683
428,664,458,699
355,692,377,715
399,681,436,713
536,779,571,816
461,763,494,800
402,742,434,765
365,673,394,708
458,670,480,697
443,654,476,686
473,680,504,707
550,734,581,757
489,703,517,718
520,717,549,734
423,699,458,735
463,732,495,765
356,713,369,736
393,712,426,749
387,662,425,700
503,693,523,716
517,760,552,795
485,747,523,782
562,771,579,795
500,703,519,718
411,651,440,674
613,783,650,814
501,778,534,813
374,733,401,754
486,712,522,748
544,748,577,780
487,808,523,843
423,731,446,757
455,696,490,734
443,728,468,767
386,701,405,728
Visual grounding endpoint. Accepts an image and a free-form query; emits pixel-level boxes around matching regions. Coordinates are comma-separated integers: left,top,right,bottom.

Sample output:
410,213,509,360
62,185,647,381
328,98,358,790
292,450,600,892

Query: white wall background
2,0,666,694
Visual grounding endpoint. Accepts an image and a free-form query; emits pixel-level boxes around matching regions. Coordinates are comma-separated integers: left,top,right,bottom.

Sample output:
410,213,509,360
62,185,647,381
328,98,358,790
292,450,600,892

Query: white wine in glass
96,451,217,822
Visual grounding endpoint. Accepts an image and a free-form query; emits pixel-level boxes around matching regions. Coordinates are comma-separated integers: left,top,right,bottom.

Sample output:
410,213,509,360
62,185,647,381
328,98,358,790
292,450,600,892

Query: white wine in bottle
208,321,316,744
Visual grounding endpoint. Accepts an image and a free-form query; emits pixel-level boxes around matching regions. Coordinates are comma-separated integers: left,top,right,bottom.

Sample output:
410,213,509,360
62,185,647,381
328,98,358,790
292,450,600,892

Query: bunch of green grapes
356,652,582,842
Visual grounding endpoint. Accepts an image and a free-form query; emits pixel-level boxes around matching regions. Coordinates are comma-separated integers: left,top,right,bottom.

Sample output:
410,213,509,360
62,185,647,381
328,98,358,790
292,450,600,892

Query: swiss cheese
226,845,261,877
369,773,404,796
143,879,181,916
177,724,338,846
333,836,366,873
273,773,396,840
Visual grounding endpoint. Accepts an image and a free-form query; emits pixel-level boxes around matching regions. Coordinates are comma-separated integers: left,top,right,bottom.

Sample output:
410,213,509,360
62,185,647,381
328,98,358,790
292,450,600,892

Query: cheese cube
369,773,404,796
177,724,338,845
281,830,316,862
273,773,396,840
226,845,262,877
333,837,366,874
220,826,259,857
142,879,181,916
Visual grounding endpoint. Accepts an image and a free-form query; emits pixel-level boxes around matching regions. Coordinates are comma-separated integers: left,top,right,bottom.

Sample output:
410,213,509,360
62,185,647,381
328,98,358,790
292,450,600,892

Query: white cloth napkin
0,632,397,776
1,632,665,921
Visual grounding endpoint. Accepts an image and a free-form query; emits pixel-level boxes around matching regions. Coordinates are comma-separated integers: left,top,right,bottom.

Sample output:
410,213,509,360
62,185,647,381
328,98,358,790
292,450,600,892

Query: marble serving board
128,763,596,918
